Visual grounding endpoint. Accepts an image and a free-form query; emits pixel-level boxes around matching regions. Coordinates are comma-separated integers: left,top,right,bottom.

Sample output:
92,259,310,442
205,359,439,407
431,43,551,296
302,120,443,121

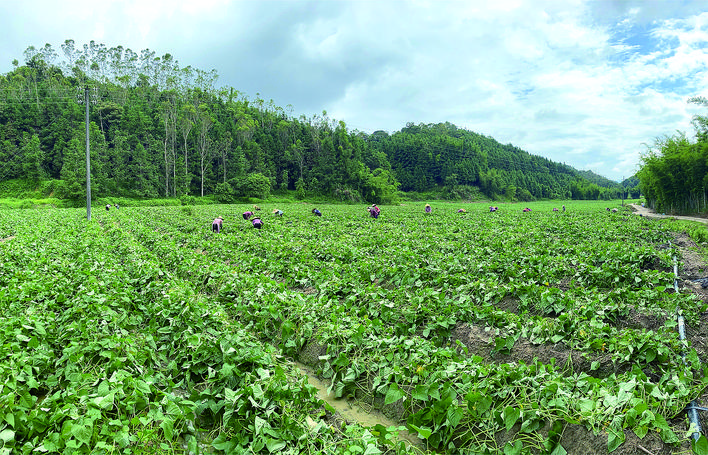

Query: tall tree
196,105,213,197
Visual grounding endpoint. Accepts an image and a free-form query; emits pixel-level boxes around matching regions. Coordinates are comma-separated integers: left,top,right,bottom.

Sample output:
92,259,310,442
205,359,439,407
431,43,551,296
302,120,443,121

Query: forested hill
368,122,627,200
0,41,628,203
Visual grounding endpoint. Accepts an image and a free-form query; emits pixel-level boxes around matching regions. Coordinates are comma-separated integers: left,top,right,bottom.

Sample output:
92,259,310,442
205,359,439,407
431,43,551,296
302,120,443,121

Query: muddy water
293,361,424,449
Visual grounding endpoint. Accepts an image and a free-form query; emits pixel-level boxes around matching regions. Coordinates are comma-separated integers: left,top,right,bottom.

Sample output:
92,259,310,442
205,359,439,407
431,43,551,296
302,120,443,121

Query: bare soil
293,209,708,454
454,225,708,454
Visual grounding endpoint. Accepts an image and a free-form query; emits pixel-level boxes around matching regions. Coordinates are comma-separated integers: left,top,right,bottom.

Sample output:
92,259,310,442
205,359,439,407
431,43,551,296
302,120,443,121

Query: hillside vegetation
638,96,708,214
0,40,633,203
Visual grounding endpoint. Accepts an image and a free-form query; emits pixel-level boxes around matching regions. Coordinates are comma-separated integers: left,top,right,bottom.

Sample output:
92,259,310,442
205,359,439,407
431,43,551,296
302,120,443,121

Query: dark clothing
313,209,322,216
243,211,253,220
212,218,223,233
252,218,263,229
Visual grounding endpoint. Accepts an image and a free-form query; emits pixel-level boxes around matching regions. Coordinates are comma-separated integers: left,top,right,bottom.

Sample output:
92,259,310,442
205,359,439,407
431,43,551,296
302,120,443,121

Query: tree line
0,40,631,204
638,97,708,214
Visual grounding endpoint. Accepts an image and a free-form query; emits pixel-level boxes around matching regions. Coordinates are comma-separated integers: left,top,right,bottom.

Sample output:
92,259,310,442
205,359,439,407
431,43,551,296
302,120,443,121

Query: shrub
240,173,271,199
180,194,197,206
214,182,235,203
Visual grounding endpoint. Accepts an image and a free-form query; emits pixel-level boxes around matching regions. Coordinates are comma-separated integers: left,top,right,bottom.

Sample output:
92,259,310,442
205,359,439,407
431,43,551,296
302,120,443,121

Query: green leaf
408,423,432,439
693,435,708,455
266,438,287,453
161,418,174,441
212,434,235,451
71,425,92,446
503,406,521,431
0,429,15,443
447,406,464,427
412,384,429,401
633,425,648,439
384,383,404,405
504,440,522,455
644,348,656,362
550,443,567,455
607,424,625,453
363,444,382,455
255,416,268,435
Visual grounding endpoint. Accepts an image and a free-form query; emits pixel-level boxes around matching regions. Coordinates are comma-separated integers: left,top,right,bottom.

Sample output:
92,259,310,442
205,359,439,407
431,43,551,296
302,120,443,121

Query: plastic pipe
672,248,703,440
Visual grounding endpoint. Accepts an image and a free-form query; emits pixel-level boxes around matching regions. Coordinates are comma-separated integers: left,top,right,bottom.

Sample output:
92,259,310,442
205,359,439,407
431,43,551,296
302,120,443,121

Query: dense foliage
0,41,628,203
638,97,708,214
0,202,706,454
370,123,631,200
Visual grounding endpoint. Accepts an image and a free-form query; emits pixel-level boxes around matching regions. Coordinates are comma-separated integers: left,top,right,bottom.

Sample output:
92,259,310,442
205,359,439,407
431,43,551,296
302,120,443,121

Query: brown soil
451,227,708,454
294,223,708,454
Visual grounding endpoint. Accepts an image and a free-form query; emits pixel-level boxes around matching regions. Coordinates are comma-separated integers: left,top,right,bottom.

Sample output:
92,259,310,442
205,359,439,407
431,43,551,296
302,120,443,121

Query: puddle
293,361,424,450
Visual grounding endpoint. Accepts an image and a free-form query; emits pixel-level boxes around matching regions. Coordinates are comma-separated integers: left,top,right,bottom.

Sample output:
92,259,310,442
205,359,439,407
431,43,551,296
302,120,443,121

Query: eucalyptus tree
161,91,179,196
196,104,213,196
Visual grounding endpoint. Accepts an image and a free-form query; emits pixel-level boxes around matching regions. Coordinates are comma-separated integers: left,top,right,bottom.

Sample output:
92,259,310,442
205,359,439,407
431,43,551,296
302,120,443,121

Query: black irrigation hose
673,246,703,441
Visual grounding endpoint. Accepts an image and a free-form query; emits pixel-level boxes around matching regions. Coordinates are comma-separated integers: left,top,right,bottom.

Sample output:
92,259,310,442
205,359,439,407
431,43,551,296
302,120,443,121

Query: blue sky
2,0,707,181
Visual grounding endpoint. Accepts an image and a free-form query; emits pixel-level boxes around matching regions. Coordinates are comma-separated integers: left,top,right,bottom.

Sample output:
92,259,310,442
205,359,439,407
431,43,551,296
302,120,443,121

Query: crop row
1,203,705,454
0,208,401,454
89,203,705,453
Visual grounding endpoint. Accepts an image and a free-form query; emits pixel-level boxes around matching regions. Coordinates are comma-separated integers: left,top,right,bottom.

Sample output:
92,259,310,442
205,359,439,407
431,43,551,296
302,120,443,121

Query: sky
2,0,708,182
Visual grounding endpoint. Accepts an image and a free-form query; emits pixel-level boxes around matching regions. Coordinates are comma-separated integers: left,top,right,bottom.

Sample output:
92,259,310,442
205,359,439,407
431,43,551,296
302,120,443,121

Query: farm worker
312,208,322,217
553,208,558,212
242,211,253,220
253,205,261,211
489,206,498,212
115,204,119,210
522,207,531,212
105,204,110,211
273,209,284,216
457,208,466,213
368,205,380,219
252,218,263,229
562,205,565,212
424,204,432,213
212,216,224,233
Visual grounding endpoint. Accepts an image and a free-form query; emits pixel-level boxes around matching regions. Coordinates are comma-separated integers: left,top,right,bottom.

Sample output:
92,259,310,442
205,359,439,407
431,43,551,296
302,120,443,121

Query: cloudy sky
2,0,707,181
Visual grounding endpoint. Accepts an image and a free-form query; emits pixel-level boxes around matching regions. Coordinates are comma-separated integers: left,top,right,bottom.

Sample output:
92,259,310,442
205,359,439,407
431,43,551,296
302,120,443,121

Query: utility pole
85,86,92,221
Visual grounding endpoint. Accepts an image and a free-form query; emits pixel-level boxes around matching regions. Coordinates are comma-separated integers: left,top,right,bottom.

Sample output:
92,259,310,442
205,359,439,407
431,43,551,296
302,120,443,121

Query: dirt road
630,204,708,224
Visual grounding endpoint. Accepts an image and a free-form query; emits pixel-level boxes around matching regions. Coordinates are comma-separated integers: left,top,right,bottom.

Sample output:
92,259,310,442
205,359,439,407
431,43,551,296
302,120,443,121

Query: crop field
1,201,708,455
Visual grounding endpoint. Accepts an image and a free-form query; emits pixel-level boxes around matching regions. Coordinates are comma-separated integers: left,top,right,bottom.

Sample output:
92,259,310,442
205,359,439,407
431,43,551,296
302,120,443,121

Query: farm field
1,201,708,455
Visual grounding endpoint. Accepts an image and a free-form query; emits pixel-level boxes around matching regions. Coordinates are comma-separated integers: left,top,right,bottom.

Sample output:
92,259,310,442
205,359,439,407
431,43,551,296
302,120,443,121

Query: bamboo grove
638,96,708,214
0,40,634,203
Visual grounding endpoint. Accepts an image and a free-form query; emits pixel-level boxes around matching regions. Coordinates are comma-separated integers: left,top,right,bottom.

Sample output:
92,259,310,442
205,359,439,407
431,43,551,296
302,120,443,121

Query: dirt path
630,204,708,223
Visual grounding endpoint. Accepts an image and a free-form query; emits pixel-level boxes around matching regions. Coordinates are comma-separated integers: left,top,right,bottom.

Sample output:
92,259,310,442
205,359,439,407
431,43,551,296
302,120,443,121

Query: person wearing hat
242,211,254,220
424,203,432,213
212,216,224,233
273,209,284,216
252,217,263,229
312,208,322,217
